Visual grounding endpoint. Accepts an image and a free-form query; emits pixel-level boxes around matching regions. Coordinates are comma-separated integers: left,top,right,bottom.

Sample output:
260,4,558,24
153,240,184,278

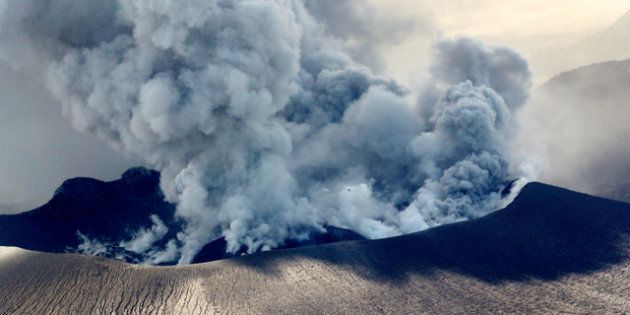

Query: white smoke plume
0,0,531,264
73,215,173,265
119,215,169,254
74,232,112,258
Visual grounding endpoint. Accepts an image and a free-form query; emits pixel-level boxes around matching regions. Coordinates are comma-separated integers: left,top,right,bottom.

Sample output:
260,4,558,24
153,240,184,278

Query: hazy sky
374,0,629,84
0,63,136,208
380,0,629,36
0,1,628,210
434,0,628,36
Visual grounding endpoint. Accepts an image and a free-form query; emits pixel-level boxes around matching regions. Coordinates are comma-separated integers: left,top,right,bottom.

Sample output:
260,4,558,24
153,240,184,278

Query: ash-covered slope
0,168,364,264
1,182,628,314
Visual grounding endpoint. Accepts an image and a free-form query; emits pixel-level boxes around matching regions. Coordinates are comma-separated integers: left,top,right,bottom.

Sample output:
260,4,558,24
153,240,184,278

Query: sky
0,63,136,210
429,0,629,37
374,0,630,84
0,1,628,211
374,0,629,37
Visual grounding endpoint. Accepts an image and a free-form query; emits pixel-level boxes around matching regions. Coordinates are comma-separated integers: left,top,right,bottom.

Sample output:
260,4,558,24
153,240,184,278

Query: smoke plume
0,0,531,264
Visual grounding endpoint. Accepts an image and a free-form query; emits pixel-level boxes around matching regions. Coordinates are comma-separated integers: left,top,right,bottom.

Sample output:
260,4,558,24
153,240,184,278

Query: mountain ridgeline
0,168,364,265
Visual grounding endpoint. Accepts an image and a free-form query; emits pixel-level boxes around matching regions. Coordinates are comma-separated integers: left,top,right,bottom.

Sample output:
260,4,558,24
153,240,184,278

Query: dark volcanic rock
0,168,177,254
0,168,367,264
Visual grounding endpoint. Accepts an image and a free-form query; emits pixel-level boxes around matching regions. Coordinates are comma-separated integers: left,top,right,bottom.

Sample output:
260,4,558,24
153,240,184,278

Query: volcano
0,181,628,313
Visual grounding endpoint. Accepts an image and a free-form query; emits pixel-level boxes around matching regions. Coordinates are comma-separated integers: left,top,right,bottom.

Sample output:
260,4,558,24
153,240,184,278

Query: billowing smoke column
0,0,531,264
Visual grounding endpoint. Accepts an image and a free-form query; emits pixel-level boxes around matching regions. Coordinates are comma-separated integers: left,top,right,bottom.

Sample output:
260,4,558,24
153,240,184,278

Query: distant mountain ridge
601,9,630,43
526,58,630,203
542,59,630,93
0,168,365,265
581,10,630,62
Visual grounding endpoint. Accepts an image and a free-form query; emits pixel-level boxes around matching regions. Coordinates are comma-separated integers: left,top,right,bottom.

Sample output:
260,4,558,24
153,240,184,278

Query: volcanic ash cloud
0,0,532,264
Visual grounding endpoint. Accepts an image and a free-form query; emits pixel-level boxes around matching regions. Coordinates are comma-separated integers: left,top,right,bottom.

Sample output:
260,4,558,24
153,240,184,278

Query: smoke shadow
228,182,630,284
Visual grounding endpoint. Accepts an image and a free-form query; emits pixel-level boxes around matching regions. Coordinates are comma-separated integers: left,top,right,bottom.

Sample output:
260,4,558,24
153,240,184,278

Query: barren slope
1,182,629,314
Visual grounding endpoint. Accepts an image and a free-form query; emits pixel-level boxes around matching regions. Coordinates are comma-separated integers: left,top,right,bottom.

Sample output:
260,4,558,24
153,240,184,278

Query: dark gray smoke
0,0,531,264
